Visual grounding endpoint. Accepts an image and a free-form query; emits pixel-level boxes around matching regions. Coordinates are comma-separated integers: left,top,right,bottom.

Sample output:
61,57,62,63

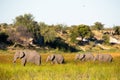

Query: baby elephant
13,50,41,66
75,53,94,61
46,54,64,64
94,54,113,62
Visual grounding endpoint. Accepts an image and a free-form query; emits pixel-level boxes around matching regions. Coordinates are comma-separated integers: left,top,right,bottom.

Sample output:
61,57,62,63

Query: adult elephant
46,54,64,64
94,54,113,62
13,50,41,66
75,53,94,61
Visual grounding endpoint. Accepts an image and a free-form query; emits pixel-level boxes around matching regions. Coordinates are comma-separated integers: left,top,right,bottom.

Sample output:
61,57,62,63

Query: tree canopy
70,24,93,43
113,26,120,35
0,13,120,51
91,22,104,30
14,14,41,45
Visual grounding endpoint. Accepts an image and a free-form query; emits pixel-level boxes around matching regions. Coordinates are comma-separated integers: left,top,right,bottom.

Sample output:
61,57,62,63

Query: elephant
46,54,64,64
13,50,41,66
75,53,94,61
94,54,113,62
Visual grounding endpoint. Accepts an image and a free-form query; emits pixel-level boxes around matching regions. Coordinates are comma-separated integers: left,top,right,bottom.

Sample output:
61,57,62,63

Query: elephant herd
13,50,113,66
75,53,113,62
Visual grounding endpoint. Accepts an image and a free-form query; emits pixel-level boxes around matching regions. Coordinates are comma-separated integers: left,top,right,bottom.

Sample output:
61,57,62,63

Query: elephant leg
60,60,64,64
51,60,57,64
21,58,26,66
81,58,85,61
35,57,41,65
51,61,54,64
38,58,41,65
55,60,58,64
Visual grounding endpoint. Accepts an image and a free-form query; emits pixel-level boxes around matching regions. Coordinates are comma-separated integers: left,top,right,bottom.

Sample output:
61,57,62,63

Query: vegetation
39,22,56,43
70,24,93,43
113,26,120,35
0,13,120,52
14,14,41,45
102,34,110,45
77,24,93,40
91,22,104,30
7,26,33,47
0,11,120,80
0,52,120,80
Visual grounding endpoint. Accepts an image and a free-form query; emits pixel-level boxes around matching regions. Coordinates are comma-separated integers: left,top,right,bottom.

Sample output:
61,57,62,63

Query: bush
113,26,120,35
0,32,8,43
102,34,109,45
70,25,93,43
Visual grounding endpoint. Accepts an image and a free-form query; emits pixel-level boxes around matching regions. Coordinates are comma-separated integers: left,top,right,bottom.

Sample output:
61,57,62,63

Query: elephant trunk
13,57,17,63
13,59,16,63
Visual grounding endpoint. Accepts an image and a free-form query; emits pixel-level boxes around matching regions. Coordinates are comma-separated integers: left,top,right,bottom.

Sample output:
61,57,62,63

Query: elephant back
84,53,94,61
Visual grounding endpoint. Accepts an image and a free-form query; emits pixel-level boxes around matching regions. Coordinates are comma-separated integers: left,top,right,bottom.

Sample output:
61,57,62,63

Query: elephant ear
50,54,55,61
20,51,25,59
80,54,85,60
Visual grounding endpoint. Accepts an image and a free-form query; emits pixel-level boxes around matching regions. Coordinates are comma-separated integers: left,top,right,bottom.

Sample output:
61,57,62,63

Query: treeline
0,14,120,51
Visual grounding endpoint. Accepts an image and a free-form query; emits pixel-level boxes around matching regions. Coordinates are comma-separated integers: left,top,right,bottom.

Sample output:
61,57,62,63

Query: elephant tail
40,56,42,65
62,59,65,64
110,57,113,62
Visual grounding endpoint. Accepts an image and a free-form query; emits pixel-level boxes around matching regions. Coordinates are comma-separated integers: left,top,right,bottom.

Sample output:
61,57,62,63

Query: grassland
0,50,120,80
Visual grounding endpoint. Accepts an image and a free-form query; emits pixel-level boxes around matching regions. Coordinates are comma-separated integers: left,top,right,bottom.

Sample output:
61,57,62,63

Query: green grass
0,53,120,80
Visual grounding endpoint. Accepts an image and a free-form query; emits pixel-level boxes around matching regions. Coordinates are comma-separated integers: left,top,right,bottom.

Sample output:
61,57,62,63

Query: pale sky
0,0,120,27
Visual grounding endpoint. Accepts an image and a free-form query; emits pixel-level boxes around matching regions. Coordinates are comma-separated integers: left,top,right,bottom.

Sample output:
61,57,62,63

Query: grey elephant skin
94,54,113,62
75,53,94,61
46,54,64,64
13,50,41,66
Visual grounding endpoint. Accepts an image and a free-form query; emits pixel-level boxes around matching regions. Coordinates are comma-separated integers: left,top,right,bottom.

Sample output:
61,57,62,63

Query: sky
0,0,120,27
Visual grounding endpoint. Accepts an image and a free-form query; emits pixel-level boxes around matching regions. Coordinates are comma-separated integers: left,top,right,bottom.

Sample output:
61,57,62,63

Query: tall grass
0,53,120,80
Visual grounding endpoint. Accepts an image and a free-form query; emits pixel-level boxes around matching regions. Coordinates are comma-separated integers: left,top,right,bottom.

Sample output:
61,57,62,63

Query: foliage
7,26,33,47
0,32,9,49
113,26,120,35
91,22,104,30
14,14,34,28
0,23,8,28
14,14,41,43
0,13,120,51
46,37,78,52
70,25,93,43
0,32,8,43
78,24,93,39
39,22,56,43
102,34,110,45
54,24,67,33
70,25,79,43
54,24,63,32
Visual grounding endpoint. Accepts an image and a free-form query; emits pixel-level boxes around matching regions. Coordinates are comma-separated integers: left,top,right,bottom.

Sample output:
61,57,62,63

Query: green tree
102,34,109,45
54,24,67,33
113,26,120,35
39,22,56,43
70,25,79,43
0,23,8,27
14,14,34,28
91,22,104,30
70,24,93,43
7,26,33,47
14,14,41,44
78,24,93,40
